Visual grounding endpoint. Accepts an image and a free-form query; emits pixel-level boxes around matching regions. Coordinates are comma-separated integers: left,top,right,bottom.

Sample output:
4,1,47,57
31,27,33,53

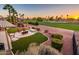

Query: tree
26,17,30,20
3,4,18,24
66,14,69,20
15,13,18,23
37,17,43,22
19,13,25,22
58,17,62,21
3,4,13,22
32,17,37,20
55,16,58,21
11,8,17,24
49,16,54,21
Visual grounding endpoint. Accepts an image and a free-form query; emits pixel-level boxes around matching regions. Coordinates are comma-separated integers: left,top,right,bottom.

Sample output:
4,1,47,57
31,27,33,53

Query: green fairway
24,20,79,31
12,33,47,53
39,21,79,31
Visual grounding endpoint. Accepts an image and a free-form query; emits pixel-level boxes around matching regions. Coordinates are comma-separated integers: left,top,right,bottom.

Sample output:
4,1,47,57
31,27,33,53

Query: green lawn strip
12,33,48,53
7,28,18,33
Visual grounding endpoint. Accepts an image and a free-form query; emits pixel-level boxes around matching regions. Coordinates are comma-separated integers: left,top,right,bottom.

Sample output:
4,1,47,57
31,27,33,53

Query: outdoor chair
21,31,28,35
32,27,36,29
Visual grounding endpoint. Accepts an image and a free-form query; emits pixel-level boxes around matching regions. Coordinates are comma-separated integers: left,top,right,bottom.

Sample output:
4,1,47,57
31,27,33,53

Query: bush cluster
52,42,63,51
28,21,39,25
51,34,63,51
51,34,63,40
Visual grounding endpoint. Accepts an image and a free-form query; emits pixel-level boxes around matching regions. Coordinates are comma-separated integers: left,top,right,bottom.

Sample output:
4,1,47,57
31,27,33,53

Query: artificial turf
12,33,47,53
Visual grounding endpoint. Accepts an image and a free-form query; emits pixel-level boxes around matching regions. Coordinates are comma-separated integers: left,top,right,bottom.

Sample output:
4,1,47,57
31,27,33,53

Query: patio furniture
21,31,28,35
32,27,36,29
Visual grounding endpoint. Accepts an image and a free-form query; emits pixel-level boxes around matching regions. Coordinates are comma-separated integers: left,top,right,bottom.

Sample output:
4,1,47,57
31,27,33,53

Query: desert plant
36,28,40,31
44,30,48,33
32,27,36,29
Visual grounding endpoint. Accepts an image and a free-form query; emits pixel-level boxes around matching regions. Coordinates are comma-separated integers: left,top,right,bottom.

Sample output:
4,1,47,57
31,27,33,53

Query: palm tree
19,13,24,22
15,13,18,23
3,4,13,22
66,14,69,20
55,16,58,21
21,14,24,19
3,4,18,24
11,8,17,24
49,16,54,21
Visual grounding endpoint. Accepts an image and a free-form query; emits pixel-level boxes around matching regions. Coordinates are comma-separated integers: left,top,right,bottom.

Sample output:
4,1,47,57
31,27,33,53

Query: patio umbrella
0,20,16,51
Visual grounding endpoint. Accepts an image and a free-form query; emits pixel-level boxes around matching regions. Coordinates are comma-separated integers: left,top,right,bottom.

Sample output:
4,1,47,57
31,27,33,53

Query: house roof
0,20,15,28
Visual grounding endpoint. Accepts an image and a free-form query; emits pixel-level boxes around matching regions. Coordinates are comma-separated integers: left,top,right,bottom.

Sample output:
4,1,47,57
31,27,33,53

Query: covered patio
0,20,15,54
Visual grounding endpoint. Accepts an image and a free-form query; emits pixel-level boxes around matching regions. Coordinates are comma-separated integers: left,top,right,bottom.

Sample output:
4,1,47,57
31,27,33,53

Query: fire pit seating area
7,27,37,41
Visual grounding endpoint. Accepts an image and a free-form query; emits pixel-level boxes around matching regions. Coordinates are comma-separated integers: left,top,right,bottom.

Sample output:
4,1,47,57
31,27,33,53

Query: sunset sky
0,4,79,18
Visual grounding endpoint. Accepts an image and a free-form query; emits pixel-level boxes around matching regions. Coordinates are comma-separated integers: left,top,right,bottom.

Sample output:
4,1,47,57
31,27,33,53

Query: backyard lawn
12,33,48,53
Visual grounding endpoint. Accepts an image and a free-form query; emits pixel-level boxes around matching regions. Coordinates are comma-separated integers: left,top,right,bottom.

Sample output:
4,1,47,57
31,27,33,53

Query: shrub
37,17,43,22
51,34,63,51
33,22,38,25
44,30,48,33
52,41,63,51
36,28,40,31
51,34,63,40
32,27,36,29
28,21,39,25
22,28,26,31
17,23,24,27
